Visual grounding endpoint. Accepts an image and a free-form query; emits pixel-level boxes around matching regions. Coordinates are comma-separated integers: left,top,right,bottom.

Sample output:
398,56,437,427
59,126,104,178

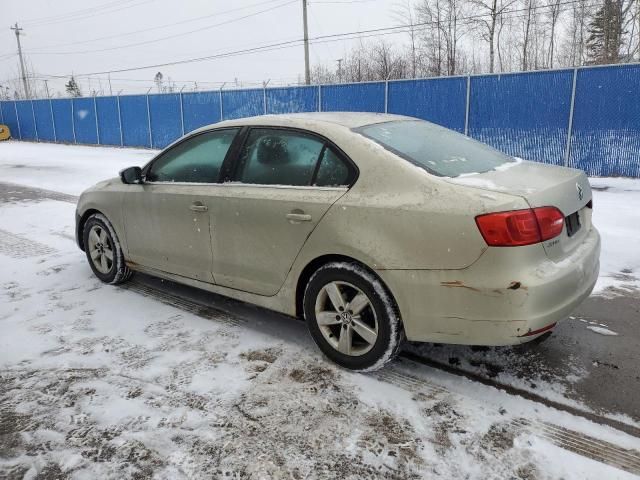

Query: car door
122,128,239,282
209,127,356,296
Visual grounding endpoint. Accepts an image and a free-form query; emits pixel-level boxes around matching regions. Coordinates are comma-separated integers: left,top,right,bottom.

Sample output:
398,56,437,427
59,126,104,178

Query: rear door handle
286,213,312,222
190,202,208,212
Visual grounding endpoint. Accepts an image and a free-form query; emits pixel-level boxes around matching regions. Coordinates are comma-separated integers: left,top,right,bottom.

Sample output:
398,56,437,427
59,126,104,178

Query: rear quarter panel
293,137,530,271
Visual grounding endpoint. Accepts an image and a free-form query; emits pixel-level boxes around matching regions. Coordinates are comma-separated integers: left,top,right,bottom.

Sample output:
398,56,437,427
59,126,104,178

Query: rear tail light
475,207,564,247
533,207,565,241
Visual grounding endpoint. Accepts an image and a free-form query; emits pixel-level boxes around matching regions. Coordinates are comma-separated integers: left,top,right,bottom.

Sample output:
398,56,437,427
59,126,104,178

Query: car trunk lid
444,159,593,260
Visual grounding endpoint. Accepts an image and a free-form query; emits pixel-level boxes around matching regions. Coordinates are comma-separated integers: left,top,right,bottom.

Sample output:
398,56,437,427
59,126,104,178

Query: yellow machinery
0,124,10,141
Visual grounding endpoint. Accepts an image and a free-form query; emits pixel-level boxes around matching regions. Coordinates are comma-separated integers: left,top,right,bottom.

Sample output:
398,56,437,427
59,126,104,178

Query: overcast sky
0,0,402,97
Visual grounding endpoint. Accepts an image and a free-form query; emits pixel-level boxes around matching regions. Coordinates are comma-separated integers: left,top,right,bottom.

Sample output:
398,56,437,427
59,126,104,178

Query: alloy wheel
87,224,114,274
314,281,378,356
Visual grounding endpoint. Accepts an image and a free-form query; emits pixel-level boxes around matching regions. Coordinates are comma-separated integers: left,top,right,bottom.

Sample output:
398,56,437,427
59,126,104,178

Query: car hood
84,177,120,193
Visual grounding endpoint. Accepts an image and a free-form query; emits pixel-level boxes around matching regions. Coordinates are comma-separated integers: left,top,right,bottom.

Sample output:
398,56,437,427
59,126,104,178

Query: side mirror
120,166,143,184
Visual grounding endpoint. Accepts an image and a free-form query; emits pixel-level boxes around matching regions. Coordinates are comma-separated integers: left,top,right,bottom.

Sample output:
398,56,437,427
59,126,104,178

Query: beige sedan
76,113,600,370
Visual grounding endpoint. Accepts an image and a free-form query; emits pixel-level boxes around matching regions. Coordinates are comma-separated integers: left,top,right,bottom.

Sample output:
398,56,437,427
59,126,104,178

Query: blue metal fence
1,63,639,177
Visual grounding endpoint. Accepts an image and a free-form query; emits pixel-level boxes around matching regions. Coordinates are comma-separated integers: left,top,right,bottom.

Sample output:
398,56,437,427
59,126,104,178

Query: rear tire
83,213,133,285
303,262,404,371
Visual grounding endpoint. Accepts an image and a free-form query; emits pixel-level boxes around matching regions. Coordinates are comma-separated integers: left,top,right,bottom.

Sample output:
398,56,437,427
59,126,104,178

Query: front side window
355,120,513,177
148,128,239,183
236,129,325,186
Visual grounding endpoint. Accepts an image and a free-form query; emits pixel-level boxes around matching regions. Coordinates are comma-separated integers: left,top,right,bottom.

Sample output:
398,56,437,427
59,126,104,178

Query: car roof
192,112,414,134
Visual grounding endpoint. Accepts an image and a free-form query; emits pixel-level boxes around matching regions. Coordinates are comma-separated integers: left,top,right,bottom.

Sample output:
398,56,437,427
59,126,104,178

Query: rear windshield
354,120,513,177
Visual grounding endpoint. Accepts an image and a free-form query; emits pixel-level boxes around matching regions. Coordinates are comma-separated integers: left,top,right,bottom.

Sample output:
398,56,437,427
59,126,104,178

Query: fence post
146,93,153,148
14,101,22,139
384,80,389,113
50,98,57,142
263,88,267,114
31,100,39,142
318,85,322,112
179,89,185,136
564,68,578,168
116,95,124,147
71,99,77,143
464,75,471,136
93,95,100,145
219,85,224,121
0,102,4,124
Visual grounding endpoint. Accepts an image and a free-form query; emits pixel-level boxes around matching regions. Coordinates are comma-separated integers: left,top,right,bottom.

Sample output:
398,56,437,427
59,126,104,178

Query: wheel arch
77,208,104,251
294,254,401,321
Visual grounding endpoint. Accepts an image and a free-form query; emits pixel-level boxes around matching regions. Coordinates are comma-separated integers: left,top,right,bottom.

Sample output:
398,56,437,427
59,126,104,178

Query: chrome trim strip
143,181,348,192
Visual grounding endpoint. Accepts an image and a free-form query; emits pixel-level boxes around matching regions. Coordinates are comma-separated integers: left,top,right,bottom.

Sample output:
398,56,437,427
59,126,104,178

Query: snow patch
586,326,619,336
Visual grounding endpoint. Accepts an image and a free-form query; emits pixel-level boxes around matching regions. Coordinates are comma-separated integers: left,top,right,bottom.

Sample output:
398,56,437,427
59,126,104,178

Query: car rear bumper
377,227,600,345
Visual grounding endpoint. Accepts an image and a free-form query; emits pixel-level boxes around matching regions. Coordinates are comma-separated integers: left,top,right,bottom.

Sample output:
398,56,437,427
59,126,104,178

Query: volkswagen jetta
76,113,600,371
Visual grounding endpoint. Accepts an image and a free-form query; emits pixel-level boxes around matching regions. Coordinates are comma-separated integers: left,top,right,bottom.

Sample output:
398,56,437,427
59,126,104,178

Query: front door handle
286,212,312,222
190,202,208,212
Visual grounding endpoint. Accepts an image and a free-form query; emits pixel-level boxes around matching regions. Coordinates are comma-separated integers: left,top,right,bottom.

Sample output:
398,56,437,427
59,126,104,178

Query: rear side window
236,129,324,186
315,148,351,187
148,128,238,183
355,120,513,177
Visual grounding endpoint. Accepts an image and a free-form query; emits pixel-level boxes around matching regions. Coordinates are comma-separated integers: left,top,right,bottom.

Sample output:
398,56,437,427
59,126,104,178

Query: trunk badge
576,183,583,201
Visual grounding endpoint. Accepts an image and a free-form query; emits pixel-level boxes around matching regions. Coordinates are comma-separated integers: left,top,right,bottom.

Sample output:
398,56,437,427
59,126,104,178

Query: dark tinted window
355,120,513,177
237,129,324,186
148,129,238,183
315,148,351,187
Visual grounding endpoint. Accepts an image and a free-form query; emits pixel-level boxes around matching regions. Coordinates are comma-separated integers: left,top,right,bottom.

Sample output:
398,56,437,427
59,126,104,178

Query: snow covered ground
1,141,640,479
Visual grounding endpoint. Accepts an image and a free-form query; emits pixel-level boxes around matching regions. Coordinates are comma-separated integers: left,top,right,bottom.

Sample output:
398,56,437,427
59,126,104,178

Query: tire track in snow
0,182,78,204
4,181,639,473
402,350,640,439
121,280,246,329
377,366,640,476
117,278,640,475
513,418,640,476
0,229,57,258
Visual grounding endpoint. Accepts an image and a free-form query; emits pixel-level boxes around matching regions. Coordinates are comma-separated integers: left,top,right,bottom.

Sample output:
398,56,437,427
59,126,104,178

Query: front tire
83,213,132,285
303,262,404,371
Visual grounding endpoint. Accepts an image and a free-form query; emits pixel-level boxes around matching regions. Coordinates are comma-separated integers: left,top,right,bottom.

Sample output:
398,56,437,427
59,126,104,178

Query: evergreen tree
154,72,164,93
65,76,82,97
586,0,624,64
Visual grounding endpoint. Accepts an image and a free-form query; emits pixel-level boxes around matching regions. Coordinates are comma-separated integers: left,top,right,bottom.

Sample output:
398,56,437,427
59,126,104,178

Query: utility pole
108,73,113,96
10,23,30,99
336,58,343,83
44,79,50,98
302,0,310,85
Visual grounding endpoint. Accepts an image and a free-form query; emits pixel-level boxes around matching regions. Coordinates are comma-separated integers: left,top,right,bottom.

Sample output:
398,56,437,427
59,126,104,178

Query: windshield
354,120,514,177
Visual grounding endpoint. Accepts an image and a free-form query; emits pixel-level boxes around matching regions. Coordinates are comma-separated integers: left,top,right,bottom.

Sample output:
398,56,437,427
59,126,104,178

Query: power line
23,0,155,28
21,0,134,25
22,0,295,52
37,0,601,77
23,0,298,56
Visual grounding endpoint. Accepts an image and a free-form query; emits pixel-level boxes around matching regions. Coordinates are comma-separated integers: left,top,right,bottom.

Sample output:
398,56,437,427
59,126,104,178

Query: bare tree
416,0,445,75
394,0,420,77
560,0,591,66
546,0,563,68
416,0,467,75
468,0,517,72
519,0,537,70
310,64,336,84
